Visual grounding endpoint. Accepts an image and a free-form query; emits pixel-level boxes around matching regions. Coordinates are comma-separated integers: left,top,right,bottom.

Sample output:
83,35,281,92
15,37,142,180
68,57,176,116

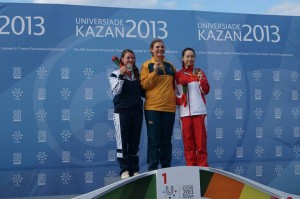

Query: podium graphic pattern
73,166,298,199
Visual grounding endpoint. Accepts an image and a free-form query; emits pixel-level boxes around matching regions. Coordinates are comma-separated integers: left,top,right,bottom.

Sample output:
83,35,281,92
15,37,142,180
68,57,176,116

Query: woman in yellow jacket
140,39,176,171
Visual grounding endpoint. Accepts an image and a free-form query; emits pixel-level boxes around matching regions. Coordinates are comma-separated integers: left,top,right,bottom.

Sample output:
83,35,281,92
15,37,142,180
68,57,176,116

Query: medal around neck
126,63,133,72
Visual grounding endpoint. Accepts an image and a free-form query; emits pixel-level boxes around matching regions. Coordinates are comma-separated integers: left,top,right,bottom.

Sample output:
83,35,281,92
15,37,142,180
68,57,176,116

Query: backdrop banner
0,3,299,198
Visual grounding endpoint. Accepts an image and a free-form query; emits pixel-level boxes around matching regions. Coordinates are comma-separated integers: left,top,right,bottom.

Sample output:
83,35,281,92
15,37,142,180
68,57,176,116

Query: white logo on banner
12,88,23,100
294,127,300,138
275,146,283,157
293,145,300,158
274,108,282,119
106,170,118,177
256,127,263,138
84,108,94,120
108,150,116,161
216,128,223,139
292,90,298,100
254,89,262,100
214,108,223,119
61,88,71,100
61,172,71,184
13,109,22,122
275,164,284,176
274,126,283,137
253,70,262,81
12,67,22,79
292,108,300,119
256,166,263,177
37,152,47,164
215,147,224,158
36,109,47,121
85,130,94,142
37,173,47,185
62,151,71,163
108,109,114,120
255,146,264,157
12,130,23,143
61,67,70,79
173,128,181,140
235,108,243,119
85,171,94,183
233,70,242,81
61,109,70,121
213,69,222,80
273,71,280,81
38,130,47,143
236,147,243,158
173,147,183,160
13,153,22,165
37,88,46,100
84,88,93,100
235,166,244,176
83,67,94,79
235,127,244,138
273,89,281,100
214,89,222,100
61,129,71,142
254,108,263,119
36,67,47,79
107,88,114,99
12,174,23,186
84,150,95,162
290,71,299,82
234,89,243,100
106,129,115,141
295,164,300,175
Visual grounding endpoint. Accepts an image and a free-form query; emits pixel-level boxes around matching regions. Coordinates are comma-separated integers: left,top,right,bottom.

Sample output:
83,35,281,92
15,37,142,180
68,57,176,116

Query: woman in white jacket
175,47,210,167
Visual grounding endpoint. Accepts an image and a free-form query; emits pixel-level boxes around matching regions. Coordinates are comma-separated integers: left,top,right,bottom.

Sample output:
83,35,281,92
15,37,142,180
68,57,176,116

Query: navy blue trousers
145,110,175,171
114,112,143,175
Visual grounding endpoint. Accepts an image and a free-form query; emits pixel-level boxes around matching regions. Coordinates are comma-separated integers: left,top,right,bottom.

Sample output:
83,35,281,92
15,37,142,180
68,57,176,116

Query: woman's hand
153,62,160,73
119,66,127,75
197,71,203,80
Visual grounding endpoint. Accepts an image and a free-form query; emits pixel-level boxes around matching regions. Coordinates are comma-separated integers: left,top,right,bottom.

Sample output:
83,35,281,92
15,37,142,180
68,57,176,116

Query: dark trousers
145,110,175,171
114,112,143,175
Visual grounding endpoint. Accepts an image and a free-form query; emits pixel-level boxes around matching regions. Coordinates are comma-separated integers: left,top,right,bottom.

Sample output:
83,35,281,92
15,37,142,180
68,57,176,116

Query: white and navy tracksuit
109,67,143,176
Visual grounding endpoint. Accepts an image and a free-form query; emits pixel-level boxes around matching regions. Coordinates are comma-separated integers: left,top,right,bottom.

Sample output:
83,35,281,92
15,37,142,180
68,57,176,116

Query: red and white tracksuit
175,66,210,166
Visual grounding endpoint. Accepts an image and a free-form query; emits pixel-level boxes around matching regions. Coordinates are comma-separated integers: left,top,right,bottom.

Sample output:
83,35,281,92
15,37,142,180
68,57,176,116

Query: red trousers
180,115,209,167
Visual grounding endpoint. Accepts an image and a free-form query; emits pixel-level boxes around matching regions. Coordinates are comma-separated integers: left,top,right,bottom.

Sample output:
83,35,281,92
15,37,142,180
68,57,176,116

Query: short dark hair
182,47,196,58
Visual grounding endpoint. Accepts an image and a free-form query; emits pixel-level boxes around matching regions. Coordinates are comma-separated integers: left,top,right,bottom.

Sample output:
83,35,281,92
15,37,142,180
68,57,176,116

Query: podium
73,166,298,199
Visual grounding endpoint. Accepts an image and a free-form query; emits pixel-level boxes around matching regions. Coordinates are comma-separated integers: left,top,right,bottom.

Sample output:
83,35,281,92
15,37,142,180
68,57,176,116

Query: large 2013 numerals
242,24,280,43
125,20,168,39
0,16,45,36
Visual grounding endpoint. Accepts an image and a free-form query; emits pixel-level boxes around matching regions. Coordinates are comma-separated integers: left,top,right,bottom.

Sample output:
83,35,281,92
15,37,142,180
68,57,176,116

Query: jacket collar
151,56,165,63
182,65,194,73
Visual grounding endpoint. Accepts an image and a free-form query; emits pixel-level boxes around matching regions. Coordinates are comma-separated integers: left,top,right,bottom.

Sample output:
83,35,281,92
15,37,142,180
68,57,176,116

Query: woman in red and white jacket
175,47,210,167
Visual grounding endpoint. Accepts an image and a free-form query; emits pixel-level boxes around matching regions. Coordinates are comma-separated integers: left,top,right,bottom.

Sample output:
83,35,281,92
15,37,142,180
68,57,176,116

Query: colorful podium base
73,166,298,199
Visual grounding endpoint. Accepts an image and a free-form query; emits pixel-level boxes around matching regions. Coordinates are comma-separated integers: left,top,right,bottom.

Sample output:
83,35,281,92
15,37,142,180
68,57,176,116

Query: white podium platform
73,166,299,199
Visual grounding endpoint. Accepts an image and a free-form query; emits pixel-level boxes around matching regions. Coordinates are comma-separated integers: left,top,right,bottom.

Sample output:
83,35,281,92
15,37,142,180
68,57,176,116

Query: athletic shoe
121,171,130,179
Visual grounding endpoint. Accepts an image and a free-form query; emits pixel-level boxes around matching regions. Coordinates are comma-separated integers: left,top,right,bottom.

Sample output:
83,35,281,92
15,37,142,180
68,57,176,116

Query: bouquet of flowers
112,56,120,67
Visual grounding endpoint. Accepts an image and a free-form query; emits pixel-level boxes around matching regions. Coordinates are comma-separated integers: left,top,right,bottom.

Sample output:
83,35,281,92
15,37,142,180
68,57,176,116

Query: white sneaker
121,171,130,179
133,172,139,176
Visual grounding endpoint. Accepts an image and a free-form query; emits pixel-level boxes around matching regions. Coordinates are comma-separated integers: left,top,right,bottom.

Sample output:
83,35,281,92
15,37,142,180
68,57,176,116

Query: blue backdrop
0,3,299,198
